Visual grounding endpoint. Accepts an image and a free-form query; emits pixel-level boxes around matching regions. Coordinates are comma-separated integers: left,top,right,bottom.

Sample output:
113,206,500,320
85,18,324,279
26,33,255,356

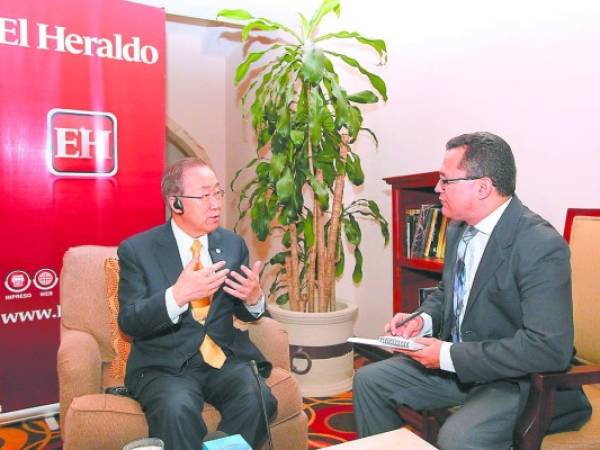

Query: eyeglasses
437,177,482,190
177,189,225,203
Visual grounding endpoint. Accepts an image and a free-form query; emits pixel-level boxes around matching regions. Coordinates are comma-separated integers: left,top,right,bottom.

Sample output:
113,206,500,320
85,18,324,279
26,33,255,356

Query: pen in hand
391,309,424,335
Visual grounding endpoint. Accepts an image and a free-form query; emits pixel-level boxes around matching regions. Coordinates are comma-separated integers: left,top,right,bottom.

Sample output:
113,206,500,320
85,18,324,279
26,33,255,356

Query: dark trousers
133,355,277,450
352,355,522,450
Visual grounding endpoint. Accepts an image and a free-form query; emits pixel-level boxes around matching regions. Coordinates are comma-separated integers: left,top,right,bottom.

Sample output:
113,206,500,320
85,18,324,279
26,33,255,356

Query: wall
148,0,600,337
165,18,228,222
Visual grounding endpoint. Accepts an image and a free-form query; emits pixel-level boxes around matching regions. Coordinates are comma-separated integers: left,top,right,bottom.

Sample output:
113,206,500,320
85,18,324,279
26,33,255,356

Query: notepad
348,336,426,351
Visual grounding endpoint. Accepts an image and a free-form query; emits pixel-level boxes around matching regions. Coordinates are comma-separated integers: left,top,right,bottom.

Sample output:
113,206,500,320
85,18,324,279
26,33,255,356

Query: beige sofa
57,245,308,450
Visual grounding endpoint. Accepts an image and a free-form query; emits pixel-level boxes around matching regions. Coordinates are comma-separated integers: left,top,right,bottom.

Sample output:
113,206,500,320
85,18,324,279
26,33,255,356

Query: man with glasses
117,158,277,449
353,132,590,449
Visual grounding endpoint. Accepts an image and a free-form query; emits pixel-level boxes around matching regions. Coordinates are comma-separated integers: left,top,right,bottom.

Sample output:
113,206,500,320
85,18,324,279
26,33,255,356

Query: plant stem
316,169,327,312
323,138,348,310
289,223,301,311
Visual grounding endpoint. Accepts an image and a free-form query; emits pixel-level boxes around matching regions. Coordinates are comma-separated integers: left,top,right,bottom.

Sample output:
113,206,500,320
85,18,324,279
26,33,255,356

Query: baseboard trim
353,343,393,362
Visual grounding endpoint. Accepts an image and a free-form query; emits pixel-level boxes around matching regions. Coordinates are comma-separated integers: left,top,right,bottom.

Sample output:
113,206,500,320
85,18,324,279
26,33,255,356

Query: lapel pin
216,248,221,254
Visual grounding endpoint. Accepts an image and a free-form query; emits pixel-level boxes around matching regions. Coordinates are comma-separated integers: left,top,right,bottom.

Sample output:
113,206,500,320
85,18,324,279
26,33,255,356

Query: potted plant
218,0,389,395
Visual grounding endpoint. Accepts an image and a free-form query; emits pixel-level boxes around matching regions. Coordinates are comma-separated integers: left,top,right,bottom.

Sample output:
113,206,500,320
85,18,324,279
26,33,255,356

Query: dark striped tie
451,226,478,343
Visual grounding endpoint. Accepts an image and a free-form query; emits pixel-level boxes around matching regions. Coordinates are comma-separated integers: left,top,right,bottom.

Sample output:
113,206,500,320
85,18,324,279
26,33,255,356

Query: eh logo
47,108,118,176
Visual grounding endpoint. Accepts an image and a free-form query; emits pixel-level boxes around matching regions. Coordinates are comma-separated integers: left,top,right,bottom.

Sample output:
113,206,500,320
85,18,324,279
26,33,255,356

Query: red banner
0,0,165,415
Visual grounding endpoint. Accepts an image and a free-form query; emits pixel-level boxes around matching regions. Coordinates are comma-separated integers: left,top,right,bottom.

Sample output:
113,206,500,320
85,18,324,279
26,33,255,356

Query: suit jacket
420,196,590,432
117,222,271,392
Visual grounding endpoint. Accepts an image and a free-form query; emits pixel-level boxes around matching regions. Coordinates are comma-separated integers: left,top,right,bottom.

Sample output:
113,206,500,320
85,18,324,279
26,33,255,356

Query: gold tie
190,239,226,369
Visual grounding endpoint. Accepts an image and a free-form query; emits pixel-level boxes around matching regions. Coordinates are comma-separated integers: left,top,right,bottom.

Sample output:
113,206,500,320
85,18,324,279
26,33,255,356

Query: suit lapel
464,197,522,317
154,222,183,287
207,228,228,322
207,228,226,267
442,222,463,334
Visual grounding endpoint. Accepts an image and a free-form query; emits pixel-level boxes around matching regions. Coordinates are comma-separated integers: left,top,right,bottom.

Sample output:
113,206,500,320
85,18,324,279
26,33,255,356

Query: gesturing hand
172,258,229,307
223,261,263,305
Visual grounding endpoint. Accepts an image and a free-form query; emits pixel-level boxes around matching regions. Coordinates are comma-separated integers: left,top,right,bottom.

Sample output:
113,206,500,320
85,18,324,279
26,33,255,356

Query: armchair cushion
104,257,131,382
542,384,600,449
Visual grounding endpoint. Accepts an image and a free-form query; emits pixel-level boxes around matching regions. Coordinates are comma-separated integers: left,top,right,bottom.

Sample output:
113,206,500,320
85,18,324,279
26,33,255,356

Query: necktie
451,226,479,343
190,239,226,369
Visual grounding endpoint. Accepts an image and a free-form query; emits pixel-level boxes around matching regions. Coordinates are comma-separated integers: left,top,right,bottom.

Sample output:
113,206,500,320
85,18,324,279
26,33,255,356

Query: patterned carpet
0,357,370,449
0,393,358,450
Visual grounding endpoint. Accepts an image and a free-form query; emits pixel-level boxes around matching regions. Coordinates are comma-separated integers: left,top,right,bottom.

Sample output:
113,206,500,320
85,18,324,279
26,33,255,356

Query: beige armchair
57,245,307,450
514,209,600,449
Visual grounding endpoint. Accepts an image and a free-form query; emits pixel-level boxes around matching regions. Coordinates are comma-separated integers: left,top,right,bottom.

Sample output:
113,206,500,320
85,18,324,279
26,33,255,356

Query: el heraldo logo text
47,108,118,176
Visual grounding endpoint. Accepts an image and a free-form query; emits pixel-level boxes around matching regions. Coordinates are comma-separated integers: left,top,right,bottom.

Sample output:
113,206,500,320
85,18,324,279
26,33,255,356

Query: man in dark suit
353,132,591,449
118,158,277,449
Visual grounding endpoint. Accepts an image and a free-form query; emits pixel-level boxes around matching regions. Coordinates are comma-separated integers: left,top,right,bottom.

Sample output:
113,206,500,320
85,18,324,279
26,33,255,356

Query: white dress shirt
165,220,265,323
420,198,512,372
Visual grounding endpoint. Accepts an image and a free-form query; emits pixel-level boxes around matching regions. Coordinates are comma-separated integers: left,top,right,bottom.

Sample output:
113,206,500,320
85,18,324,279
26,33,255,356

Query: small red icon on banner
5,270,32,293
33,268,59,290
47,108,118,176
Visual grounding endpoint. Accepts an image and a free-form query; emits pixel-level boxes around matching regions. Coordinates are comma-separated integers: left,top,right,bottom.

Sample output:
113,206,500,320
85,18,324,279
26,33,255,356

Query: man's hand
172,257,229,307
384,312,424,338
223,261,263,305
396,337,442,369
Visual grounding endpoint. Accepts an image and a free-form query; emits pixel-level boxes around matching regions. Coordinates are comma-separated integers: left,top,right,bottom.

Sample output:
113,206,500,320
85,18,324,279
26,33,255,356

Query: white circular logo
5,270,32,293
33,268,59,290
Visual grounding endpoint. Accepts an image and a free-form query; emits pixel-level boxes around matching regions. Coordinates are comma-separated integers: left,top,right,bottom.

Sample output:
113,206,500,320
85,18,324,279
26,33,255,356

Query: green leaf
335,237,345,277
242,20,279,41
344,215,362,246
270,251,289,265
347,90,379,104
235,44,282,85
346,153,365,185
270,152,287,180
308,0,341,36
301,45,325,85
326,50,388,101
308,174,330,210
276,108,291,138
352,247,363,283
308,87,324,146
230,157,257,191
282,230,291,248
304,212,315,248
360,127,379,147
314,31,387,64
217,9,254,21
367,199,381,216
250,196,270,241
256,161,270,181
275,293,290,305
298,12,310,37
346,105,363,139
275,167,294,202
235,51,268,85
290,129,305,147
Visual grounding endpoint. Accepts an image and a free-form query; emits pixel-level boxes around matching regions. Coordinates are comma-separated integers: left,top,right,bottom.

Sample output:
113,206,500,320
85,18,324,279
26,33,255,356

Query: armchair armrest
57,328,103,434
244,317,291,371
514,364,600,450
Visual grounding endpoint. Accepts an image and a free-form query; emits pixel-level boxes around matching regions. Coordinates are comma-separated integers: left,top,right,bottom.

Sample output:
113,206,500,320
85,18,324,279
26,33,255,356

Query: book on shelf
408,204,446,259
348,336,425,351
435,215,449,258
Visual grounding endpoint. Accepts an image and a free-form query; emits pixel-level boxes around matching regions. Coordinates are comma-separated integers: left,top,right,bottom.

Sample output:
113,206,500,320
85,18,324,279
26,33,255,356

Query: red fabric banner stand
0,0,165,417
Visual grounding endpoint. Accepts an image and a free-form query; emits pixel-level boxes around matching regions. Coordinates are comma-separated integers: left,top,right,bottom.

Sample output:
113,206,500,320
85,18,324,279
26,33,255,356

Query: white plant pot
267,301,358,397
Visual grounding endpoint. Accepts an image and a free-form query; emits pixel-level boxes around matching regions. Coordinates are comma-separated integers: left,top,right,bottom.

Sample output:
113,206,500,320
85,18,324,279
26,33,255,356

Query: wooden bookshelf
384,171,444,314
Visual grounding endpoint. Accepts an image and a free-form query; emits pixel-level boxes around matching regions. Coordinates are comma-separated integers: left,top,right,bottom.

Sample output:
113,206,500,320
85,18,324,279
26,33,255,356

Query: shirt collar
473,197,512,236
170,220,208,254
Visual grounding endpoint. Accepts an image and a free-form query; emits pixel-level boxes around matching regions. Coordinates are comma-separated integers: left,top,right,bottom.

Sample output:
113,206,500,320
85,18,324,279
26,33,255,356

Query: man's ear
477,177,494,199
171,196,184,214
